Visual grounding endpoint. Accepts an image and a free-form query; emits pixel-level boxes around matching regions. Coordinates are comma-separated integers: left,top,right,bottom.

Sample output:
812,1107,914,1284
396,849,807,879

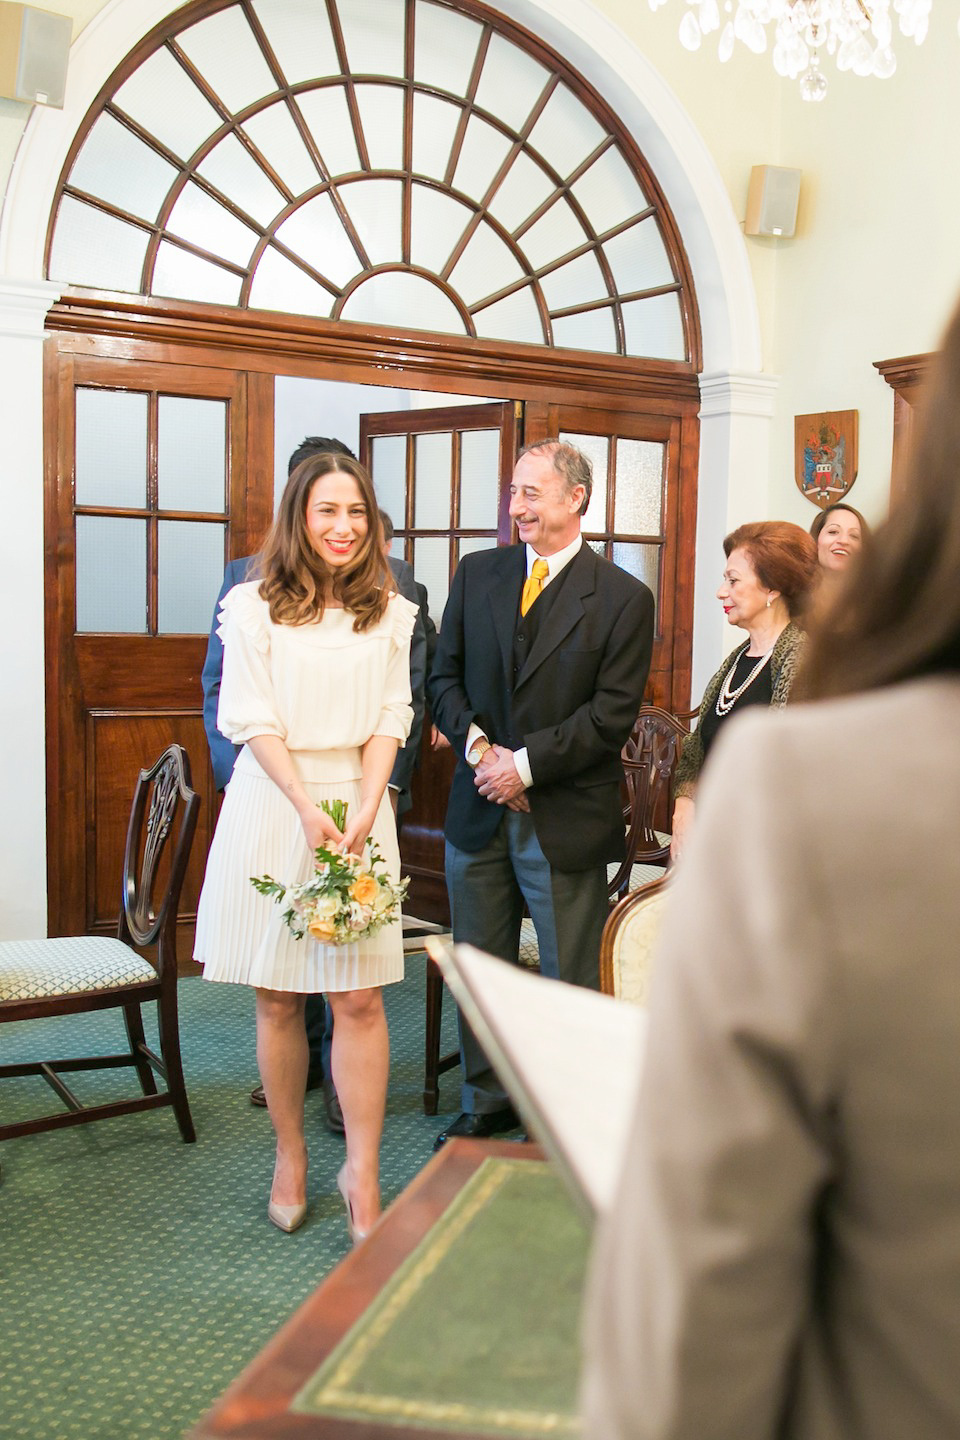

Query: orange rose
308,918,336,940
350,873,378,905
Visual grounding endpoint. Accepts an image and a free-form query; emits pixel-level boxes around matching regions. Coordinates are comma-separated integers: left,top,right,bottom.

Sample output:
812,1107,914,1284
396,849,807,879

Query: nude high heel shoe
268,1197,308,1233
337,1164,370,1245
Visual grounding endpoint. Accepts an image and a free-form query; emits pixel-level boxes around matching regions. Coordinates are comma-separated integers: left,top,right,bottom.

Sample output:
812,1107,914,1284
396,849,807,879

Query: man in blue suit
201,436,427,1130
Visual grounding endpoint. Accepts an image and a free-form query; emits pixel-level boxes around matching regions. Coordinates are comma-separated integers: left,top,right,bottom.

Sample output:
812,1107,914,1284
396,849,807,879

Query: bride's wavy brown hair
257,454,393,631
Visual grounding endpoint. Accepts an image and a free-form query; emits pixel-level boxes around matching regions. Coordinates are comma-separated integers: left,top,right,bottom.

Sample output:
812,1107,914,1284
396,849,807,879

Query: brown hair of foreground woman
803,327,960,699
258,452,390,631
723,519,819,618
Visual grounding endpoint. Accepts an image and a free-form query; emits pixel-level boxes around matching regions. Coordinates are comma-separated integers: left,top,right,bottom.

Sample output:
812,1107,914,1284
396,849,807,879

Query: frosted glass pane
339,178,402,265
296,88,361,177
76,517,146,633
540,251,608,311
76,389,147,508
276,193,359,287
197,134,287,227
49,196,149,293
572,147,650,237
167,182,259,267
458,430,500,529
475,33,549,133
452,116,513,204
612,542,659,605
152,242,243,305
528,85,604,178
69,113,178,223
252,0,339,85
457,535,496,563
114,49,221,161
341,272,466,334
339,0,405,78
413,537,450,621
560,431,608,533
250,246,334,316
414,432,452,529
614,441,664,534
448,221,525,306
474,286,544,345
552,307,618,354
414,1,481,93
370,434,407,526
242,102,321,195
177,9,278,116
487,151,556,233
157,397,227,512
411,93,461,183
603,217,674,295
354,84,404,170
158,520,226,632
521,197,587,269
622,294,686,362
410,184,473,274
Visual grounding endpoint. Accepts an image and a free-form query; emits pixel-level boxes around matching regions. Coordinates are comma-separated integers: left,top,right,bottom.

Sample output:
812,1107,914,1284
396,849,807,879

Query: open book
425,938,647,1222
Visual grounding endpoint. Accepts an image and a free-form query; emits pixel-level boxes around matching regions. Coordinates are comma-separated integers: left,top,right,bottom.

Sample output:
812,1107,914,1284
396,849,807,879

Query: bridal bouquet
251,800,408,945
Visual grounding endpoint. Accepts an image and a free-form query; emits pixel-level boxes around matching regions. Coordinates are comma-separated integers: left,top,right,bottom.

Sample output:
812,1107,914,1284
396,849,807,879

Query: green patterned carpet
0,953,465,1440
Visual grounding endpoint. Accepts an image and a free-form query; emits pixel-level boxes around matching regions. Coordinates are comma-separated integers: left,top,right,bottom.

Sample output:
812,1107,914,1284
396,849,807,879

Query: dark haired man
201,437,426,1131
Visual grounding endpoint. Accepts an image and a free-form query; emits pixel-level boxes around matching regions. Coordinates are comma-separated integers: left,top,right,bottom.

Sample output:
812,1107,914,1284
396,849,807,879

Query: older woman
810,500,870,571
670,521,817,861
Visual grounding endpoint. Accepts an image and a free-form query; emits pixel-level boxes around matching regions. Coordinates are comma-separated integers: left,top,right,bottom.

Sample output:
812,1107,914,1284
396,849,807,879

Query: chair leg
156,985,196,1143
124,1003,158,1095
423,957,444,1115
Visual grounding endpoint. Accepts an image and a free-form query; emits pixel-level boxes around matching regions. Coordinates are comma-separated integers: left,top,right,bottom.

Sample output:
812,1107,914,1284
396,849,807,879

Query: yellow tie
520,558,550,617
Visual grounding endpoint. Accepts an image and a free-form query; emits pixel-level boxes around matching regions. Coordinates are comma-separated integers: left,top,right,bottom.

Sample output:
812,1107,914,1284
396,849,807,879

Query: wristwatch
466,738,492,768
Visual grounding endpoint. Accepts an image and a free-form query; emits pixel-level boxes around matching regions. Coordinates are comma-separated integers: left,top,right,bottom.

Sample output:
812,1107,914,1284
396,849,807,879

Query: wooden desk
191,1139,553,1440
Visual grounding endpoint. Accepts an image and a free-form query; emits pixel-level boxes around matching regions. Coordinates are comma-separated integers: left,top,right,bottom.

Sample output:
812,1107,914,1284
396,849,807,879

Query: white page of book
431,941,647,1220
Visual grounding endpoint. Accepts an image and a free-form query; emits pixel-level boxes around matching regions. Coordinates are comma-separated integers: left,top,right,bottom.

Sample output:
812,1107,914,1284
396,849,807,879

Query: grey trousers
444,810,609,1115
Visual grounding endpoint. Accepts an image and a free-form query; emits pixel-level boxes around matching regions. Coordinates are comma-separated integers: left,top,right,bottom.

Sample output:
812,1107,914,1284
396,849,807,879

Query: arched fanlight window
47,0,696,361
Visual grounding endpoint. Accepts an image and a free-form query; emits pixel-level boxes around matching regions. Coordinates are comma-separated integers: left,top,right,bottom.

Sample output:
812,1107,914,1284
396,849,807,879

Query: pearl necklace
715,645,775,717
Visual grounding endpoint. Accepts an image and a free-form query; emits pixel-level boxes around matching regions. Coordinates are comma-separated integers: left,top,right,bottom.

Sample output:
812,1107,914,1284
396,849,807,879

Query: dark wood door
360,401,519,923
45,346,273,937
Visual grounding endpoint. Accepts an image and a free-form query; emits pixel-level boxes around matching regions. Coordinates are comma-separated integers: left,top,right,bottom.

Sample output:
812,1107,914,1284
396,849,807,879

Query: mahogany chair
599,873,670,1004
0,745,200,1145
608,705,687,899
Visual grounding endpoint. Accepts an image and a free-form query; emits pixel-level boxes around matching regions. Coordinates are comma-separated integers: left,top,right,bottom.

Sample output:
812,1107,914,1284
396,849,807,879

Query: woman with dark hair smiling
809,500,870,572
195,453,416,1241
669,520,817,861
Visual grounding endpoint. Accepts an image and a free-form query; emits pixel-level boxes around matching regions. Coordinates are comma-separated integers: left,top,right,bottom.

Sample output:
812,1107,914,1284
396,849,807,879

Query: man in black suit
200,437,426,1131
428,438,654,1147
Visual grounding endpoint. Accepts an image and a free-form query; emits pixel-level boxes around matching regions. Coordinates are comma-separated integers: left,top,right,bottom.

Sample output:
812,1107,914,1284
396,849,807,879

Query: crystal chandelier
650,0,935,100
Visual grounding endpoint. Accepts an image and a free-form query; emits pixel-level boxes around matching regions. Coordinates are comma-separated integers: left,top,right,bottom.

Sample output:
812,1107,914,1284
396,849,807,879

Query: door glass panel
614,441,664,534
571,148,649,236
276,193,358,288
413,536,451,621
157,520,226,632
338,0,405,78
540,252,607,311
604,217,674,295
340,272,466,334
521,197,588,270
157,397,227,512
167,182,259,268
474,286,543,345
612,542,660,610
414,432,452,529
449,222,525,307
197,134,287,228
48,196,149,294
114,48,221,161
560,431,608,533
370,434,407,527
457,535,496,563
452,115,512,203
153,242,243,305
69,113,178,223
411,94,462,185
249,246,333,316
458,430,500,529
177,7,278,116
475,33,549,132
487,151,555,233
242,103,322,196
338,178,402,266
552,307,618,355
75,516,147,633
76,389,148,508
528,84,605,177
410,184,473,275
414,1,481,94
253,0,339,85
295,88,361,177
622,295,686,363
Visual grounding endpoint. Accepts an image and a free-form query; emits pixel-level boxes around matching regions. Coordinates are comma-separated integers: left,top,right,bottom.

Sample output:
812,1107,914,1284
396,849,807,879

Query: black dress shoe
322,1077,346,1136
433,1108,520,1152
250,1070,324,1109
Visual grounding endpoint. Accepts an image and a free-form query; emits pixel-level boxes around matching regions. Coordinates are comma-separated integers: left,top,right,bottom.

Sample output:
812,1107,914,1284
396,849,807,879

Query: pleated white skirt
194,748,404,992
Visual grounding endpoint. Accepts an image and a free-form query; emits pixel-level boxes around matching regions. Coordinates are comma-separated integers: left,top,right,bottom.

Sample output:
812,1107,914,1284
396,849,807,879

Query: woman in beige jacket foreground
582,295,960,1439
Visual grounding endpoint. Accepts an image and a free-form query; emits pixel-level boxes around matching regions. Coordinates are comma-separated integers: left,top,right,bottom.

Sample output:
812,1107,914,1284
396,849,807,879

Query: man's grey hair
517,438,592,516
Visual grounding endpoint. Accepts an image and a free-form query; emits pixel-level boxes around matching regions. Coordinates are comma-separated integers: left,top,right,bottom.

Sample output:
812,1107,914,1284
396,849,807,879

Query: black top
698,650,773,766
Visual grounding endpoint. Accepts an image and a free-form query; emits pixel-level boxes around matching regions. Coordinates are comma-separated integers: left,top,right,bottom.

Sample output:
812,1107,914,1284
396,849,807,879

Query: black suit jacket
428,542,654,872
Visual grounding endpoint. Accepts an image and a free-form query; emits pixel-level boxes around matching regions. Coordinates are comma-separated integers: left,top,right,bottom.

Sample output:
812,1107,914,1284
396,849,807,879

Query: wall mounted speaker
0,2,71,108
744,165,802,238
